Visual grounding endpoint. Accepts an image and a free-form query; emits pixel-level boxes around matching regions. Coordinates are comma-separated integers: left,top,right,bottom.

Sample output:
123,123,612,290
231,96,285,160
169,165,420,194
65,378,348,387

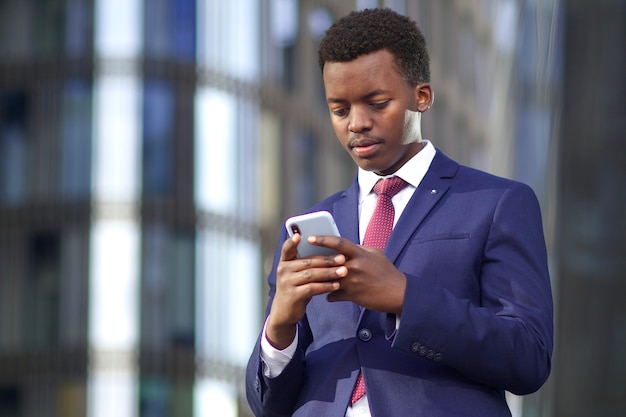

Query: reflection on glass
89,220,140,350
61,80,92,199
88,219,140,417
142,225,195,349
66,0,89,57
194,379,237,417
197,0,259,80
25,232,61,348
0,90,29,205
145,0,196,60
95,0,142,58
92,75,142,201
196,231,260,364
59,227,89,348
143,80,172,197
0,2,30,58
194,87,237,213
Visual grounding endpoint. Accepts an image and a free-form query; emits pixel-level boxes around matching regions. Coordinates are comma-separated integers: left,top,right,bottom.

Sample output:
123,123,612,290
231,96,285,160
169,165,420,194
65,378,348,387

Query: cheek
331,120,349,143
401,110,422,143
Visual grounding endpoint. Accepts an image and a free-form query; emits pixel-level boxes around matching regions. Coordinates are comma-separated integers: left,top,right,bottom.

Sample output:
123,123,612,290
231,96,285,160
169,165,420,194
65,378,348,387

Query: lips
349,137,383,158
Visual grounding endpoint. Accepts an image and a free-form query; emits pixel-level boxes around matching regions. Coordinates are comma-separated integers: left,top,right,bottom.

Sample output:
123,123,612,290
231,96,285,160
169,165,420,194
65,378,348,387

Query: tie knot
372,176,407,198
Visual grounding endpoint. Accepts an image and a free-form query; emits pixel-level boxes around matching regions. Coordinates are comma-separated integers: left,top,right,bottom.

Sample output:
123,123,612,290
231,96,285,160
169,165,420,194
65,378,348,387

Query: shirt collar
357,140,436,200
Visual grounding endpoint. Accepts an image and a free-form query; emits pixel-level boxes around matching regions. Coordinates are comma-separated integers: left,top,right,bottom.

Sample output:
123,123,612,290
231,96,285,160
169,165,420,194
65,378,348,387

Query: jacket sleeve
245,230,312,417
389,182,553,395
245,332,306,417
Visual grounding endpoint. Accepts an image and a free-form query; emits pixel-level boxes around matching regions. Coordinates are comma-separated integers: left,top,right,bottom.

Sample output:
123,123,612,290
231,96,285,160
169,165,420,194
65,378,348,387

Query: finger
281,233,301,261
307,235,357,256
298,280,341,297
295,264,347,285
294,253,346,271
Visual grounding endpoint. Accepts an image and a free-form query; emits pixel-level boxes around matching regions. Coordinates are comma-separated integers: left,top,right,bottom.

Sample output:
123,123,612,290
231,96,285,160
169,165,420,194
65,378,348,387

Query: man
246,8,553,417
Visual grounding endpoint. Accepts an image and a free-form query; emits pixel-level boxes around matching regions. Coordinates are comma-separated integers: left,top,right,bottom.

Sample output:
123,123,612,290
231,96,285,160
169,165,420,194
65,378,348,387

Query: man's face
323,49,432,176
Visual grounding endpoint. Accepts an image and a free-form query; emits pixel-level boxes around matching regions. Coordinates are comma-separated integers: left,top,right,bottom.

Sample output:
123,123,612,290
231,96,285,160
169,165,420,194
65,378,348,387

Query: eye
370,100,390,110
331,107,348,117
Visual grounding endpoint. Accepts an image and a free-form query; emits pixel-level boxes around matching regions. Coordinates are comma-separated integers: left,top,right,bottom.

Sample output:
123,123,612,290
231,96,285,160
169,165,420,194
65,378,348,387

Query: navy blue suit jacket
246,150,553,417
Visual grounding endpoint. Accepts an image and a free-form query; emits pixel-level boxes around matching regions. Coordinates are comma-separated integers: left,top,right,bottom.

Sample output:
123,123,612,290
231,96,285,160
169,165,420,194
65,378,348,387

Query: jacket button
410,342,421,353
426,350,436,359
358,328,372,341
418,345,428,356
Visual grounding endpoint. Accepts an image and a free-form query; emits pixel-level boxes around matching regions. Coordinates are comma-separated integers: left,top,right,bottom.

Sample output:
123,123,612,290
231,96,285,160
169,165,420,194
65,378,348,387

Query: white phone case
285,211,340,257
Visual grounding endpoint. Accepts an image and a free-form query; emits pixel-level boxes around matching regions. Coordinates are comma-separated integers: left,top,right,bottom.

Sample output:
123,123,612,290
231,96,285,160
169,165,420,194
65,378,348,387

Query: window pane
0,90,29,205
145,0,196,60
24,232,61,348
92,75,142,201
60,80,92,199
196,231,260,365
143,80,172,196
197,0,259,80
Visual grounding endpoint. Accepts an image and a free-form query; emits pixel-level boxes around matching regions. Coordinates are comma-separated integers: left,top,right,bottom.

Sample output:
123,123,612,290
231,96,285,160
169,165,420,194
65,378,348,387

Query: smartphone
285,211,341,257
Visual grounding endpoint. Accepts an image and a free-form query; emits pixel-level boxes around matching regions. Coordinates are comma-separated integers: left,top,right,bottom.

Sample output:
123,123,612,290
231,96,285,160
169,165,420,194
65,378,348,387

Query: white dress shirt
261,141,437,416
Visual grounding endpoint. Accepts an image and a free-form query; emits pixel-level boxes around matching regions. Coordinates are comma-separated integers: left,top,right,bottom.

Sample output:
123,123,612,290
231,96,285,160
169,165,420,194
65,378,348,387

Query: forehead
323,50,405,97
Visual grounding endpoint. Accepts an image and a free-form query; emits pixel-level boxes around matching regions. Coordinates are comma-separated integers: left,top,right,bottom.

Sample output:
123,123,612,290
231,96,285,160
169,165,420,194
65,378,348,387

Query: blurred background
0,0,624,416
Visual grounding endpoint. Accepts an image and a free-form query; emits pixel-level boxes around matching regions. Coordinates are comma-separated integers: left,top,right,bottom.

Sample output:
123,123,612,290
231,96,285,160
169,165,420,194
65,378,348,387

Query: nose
348,106,372,133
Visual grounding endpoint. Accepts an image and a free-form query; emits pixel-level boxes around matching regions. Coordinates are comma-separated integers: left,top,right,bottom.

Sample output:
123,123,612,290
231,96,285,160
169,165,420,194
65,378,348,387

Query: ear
414,83,433,113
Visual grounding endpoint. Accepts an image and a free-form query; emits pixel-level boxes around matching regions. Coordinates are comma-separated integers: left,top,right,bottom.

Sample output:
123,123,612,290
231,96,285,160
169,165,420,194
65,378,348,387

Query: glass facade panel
143,80,172,197
59,227,89,348
32,0,64,56
0,386,19,417
88,368,138,417
60,80,92,199
288,130,319,213
0,1,30,59
194,87,237,214
194,379,237,417
95,0,142,58
196,231,260,365
88,220,140,417
65,0,90,57
89,220,140,351
197,0,259,80
58,380,87,417
144,0,196,60
141,225,195,349
24,232,61,348
0,90,29,205
92,75,142,201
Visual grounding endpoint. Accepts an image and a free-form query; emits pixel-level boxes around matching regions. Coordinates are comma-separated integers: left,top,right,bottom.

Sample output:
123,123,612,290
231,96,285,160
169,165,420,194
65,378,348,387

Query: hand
266,233,347,350
308,235,407,315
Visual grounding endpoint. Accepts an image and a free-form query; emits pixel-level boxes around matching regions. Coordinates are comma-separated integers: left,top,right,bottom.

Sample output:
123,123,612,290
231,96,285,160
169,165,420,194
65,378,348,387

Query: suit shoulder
305,189,349,213
435,150,529,190
455,164,534,192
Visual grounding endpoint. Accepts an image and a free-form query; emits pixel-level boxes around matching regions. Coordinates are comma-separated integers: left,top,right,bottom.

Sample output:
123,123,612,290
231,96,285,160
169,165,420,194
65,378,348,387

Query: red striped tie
351,176,407,404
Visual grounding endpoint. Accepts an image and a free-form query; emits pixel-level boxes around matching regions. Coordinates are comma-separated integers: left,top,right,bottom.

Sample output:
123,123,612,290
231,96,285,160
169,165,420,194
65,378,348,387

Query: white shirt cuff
259,318,298,378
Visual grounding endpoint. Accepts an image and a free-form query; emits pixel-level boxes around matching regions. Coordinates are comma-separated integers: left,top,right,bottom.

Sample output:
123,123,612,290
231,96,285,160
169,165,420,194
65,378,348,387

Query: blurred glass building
0,1,624,417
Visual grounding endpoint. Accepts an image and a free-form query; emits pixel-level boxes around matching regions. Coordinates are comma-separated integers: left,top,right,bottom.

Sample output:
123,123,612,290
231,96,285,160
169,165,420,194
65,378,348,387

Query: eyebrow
327,89,389,104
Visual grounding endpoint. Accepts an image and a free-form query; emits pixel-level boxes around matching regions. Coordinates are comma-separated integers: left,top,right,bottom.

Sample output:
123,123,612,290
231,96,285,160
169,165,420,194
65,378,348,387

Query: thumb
281,233,301,261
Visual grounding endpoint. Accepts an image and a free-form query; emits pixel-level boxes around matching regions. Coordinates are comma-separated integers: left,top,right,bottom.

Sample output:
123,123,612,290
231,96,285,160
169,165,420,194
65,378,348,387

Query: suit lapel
385,151,459,263
329,152,459,317
332,177,364,318
332,177,360,244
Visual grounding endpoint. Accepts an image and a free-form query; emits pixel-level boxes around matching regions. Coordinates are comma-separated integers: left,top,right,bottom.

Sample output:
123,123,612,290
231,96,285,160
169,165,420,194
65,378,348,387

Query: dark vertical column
556,0,626,416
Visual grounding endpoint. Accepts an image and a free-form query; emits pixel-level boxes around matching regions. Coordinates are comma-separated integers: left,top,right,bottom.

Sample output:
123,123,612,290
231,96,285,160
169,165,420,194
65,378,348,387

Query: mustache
348,135,384,148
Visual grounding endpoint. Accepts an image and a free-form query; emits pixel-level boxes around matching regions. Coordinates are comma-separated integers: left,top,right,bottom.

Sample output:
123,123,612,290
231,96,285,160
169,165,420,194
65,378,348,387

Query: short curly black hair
317,8,430,85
